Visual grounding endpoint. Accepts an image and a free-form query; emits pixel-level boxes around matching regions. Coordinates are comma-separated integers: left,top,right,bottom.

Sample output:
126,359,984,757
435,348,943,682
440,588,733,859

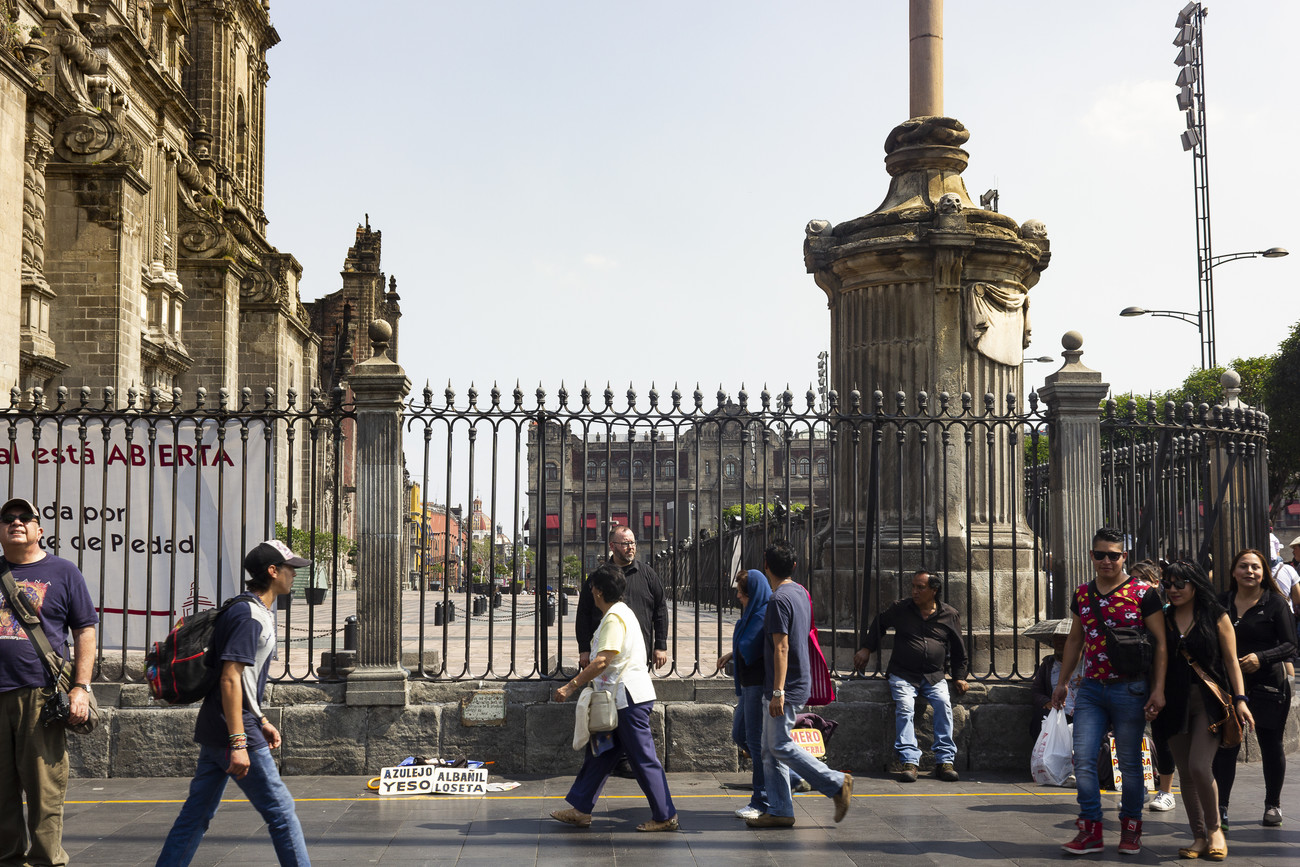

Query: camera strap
0,562,69,688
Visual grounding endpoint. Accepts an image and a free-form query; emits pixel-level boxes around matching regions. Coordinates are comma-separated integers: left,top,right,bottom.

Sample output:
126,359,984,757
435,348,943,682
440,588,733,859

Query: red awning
545,515,559,529
1288,502,1300,516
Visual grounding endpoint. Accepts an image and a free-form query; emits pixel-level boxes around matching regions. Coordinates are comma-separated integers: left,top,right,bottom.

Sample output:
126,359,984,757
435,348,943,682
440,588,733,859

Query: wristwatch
772,689,785,697
71,683,91,693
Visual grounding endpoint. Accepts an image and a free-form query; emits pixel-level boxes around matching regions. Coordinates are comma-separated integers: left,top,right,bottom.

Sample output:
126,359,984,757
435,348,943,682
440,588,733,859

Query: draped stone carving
965,281,1031,367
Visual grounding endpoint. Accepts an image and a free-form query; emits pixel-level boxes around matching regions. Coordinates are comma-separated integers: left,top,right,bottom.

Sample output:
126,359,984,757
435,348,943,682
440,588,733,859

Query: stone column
346,320,410,706
1038,332,1109,619
909,0,943,118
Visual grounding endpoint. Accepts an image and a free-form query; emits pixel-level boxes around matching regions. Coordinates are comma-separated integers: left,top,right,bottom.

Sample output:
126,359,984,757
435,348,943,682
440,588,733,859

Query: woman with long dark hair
1212,549,1296,831
1153,560,1253,860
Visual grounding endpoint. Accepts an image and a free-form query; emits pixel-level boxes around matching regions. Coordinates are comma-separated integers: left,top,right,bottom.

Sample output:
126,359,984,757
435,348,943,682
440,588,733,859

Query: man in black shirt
854,570,969,783
575,525,669,670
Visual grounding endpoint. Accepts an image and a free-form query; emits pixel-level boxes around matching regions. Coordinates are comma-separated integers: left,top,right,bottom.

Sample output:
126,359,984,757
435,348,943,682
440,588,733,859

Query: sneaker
1062,818,1104,855
745,813,795,828
1262,805,1283,826
1219,806,1229,838
1063,773,1077,788
1118,817,1142,855
734,806,762,819
1148,791,1176,812
934,762,959,782
832,773,853,823
792,779,812,793
898,763,919,783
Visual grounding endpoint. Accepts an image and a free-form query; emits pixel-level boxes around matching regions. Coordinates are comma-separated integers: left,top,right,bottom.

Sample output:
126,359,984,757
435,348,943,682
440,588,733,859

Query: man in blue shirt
746,540,853,829
156,540,312,866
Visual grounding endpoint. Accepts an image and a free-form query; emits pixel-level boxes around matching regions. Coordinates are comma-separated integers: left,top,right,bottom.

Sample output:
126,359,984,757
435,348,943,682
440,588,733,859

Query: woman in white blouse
551,564,678,832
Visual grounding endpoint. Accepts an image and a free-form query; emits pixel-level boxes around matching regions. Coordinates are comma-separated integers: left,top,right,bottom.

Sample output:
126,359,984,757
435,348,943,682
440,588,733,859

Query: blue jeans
156,744,310,866
1071,677,1148,822
888,674,956,765
761,703,846,819
733,685,769,811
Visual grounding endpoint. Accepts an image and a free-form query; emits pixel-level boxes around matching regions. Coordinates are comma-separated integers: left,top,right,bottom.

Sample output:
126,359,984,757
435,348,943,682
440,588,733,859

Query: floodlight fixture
1174,44,1195,66
1173,24,1195,46
1181,129,1201,151
1176,66,1198,87
1176,87,1193,110
1185,109,1198,129
1176,2,1200,27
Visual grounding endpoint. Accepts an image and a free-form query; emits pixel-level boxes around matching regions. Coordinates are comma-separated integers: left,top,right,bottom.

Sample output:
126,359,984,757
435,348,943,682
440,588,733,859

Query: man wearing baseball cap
156,539,312,866
0,497,98,867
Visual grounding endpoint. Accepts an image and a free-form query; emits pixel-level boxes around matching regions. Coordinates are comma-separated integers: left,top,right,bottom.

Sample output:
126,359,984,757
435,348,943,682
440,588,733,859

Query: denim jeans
735,684,769,811
761,703,846,819
156,744,310,866
1071,677,1148,822
888,674,956,765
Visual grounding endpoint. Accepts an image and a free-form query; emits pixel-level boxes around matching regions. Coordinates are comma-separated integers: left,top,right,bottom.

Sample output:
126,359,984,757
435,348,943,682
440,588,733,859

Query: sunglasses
1090,550,1124,562
1160,577,1189,590
1,511,36,525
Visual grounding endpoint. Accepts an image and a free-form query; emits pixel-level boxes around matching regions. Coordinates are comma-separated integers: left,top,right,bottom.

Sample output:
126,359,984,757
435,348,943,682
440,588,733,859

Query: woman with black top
1153,560,1253,860
1212,548,1296,831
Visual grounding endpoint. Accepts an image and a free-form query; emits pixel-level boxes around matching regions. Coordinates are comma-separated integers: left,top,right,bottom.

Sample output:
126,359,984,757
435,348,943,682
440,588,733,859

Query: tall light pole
1174,3,1215,368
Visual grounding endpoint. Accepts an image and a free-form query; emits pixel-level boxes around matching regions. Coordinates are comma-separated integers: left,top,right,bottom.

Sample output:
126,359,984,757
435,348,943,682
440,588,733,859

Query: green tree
720,502,807,525
561,554,584,590
1261,321,1300,510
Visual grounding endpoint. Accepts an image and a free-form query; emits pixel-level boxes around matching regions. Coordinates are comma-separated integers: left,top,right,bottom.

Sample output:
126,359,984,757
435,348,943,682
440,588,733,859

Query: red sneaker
1062,818,1104,855
1118,817,1142,855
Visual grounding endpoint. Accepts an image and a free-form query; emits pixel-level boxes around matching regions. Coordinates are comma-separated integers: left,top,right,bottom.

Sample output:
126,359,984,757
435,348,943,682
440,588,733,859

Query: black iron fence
0,382,1269,686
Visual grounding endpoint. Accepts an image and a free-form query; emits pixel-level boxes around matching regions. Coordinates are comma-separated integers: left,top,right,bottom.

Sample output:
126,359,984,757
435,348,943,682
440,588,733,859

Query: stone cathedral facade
0,0,317,402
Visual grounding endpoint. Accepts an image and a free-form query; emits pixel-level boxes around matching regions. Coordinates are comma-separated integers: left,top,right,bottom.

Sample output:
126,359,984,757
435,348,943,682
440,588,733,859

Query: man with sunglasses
1052,528,1166,857
0,497,98,867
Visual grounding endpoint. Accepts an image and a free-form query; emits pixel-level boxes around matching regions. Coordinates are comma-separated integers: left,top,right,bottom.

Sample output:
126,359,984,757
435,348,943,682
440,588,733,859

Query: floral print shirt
1070,577,1161,681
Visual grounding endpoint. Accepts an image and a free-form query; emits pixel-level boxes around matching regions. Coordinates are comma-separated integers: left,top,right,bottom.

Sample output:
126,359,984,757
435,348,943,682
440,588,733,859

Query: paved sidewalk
63,769,1296,865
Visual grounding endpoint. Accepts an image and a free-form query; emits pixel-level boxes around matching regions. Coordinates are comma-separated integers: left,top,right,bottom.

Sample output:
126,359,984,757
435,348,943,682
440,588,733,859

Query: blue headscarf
731,569,771,692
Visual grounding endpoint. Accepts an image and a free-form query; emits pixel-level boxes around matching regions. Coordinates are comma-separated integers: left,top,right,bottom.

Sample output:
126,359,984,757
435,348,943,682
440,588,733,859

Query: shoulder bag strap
1180,646,1231,707
0,562,67,686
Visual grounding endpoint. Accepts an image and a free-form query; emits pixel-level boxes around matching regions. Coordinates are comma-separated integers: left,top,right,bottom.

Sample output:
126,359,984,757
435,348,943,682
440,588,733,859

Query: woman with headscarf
1153,560,1253,860
1212,548,1295,831
550,564,677,832
717,568,772,819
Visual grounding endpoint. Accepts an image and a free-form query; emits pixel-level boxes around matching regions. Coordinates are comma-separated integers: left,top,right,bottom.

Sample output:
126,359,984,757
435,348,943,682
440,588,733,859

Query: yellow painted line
67,789,1097,806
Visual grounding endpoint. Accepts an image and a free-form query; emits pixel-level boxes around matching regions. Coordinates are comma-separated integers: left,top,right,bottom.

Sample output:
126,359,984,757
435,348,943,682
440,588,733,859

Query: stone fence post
1038,331,1109,619
346,320,410,706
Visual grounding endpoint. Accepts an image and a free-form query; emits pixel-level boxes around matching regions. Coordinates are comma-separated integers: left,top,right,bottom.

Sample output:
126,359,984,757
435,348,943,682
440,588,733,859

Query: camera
40,690,71,728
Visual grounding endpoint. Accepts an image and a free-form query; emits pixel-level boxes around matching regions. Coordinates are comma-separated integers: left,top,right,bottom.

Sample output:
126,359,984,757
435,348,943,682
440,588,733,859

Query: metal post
1038,332,1110,619
345,320,411,706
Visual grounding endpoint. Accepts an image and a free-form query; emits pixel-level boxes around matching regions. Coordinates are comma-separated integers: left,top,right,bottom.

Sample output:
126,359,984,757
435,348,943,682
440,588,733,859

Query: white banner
0,417,271,649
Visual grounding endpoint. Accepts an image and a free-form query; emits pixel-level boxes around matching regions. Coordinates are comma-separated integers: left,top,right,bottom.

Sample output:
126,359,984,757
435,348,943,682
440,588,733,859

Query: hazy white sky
263,0,1296,405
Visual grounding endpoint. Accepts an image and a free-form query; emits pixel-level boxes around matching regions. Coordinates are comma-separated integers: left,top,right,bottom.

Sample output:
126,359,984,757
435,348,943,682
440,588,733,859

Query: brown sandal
636,815,679,832
550,808,592,828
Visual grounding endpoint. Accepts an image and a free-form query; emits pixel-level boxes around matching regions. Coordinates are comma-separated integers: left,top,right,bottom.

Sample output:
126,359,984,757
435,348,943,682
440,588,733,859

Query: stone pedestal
346,320,410,706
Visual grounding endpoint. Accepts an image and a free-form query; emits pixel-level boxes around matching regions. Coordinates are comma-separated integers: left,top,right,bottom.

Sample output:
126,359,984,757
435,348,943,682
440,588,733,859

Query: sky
262,1,1296,406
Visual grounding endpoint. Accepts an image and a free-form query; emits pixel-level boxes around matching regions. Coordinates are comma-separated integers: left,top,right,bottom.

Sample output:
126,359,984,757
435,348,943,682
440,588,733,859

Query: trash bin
343,614,358,651
559,593,569,615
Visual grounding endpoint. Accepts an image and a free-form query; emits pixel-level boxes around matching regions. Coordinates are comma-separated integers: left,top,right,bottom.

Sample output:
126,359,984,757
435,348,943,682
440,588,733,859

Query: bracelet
1232,695,1249,704
229,745,248,751
228,733,248,749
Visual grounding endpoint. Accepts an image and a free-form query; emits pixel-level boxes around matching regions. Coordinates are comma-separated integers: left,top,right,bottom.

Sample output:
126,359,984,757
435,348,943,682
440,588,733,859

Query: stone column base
346,666,409,706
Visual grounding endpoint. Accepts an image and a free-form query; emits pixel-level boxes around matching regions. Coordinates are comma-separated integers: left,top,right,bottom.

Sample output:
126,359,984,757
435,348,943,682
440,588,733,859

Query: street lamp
1022,356,1054,364
1121,247,1288,368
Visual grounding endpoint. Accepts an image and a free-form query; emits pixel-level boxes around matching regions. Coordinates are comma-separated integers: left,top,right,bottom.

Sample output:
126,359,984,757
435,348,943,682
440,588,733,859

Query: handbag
586,685,618,732
1181,648,1242,748
0,564,99,735
1091,586,1154,676
807,622,836,706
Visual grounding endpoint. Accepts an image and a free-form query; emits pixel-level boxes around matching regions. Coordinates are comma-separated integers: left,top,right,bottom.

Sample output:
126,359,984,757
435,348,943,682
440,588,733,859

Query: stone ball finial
1220,368,1241,390
369,319,393,356
1020,219,1048,239
1062,331,1083,351
806,219,832,237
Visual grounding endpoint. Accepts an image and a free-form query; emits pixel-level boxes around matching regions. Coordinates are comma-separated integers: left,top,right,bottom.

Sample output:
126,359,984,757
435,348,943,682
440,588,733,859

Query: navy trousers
566,699,675,821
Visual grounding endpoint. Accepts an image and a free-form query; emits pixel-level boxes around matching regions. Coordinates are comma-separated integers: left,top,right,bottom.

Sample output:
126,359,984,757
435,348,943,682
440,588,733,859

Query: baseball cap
1,498,38,522
243,539,310,578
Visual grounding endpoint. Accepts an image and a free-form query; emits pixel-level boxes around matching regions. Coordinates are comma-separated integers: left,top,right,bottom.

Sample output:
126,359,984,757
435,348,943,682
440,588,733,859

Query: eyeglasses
1161,577,1189,590
1,511,36,525
1090,550,1124,562
612,540,636,548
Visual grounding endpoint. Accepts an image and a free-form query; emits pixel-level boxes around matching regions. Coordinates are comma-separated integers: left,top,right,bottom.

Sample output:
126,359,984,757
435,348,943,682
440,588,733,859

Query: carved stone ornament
52,112,142,168
936,193,963,215
178,219,233,259
1020,219,1048,240
965,281,1031,366
805,219,832,237
240,264,287,305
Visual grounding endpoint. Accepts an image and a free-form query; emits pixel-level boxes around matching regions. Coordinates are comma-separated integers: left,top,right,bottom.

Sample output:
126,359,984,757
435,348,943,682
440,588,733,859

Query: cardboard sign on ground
377,764,488,796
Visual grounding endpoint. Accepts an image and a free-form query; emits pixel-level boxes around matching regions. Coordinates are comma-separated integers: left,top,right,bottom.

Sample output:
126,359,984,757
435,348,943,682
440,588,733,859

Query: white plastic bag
1031,708,1074,786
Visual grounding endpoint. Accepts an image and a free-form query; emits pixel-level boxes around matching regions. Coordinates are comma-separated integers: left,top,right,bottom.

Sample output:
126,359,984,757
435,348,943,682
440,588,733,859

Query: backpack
144,597,243,704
